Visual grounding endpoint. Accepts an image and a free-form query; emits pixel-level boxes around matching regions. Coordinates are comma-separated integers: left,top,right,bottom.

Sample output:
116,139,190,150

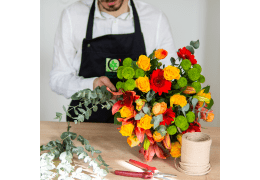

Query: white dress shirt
50,0,177,98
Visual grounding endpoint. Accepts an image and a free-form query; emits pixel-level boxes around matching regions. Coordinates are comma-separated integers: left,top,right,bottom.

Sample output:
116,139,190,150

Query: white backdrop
40,0,220,127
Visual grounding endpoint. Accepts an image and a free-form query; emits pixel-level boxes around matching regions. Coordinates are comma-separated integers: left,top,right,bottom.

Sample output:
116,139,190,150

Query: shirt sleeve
49,9,97,99
155,12,178,67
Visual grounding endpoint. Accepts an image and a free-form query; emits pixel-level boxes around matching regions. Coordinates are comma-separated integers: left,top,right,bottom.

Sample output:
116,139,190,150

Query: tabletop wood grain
40,121,220,180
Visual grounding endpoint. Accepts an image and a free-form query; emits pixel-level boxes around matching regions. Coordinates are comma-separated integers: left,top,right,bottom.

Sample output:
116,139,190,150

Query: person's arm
49,9,97,99
155,12,178,67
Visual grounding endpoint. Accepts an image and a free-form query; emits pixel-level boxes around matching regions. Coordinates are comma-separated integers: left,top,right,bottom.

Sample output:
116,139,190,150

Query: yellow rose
137,114,153,130
136,55,151,71
153,131,165,142
120,106,133,118
195,89,212,107
152,102,167,115
163,65,180,81
135,76,150,93
127,135,140,147
170,94,187,108
170,141,181,158
119,123,134,137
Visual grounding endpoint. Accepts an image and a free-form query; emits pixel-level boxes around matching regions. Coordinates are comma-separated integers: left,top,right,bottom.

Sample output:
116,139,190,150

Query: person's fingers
100,76,116,91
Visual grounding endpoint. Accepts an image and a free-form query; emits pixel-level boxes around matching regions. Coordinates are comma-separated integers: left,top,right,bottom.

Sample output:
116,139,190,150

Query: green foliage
146,90,156,102
151,114,163,129
157,125,167,136
190,40,200,49
114,112,122,125
186,45,194,54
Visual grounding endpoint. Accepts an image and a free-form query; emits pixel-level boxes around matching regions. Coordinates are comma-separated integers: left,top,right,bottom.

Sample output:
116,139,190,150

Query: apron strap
86,0,142,40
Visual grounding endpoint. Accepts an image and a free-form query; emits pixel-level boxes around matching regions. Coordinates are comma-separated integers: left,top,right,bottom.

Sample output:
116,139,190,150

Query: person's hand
93,76,117,99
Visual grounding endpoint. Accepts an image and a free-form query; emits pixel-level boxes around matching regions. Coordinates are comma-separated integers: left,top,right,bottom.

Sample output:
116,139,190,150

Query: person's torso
64,0,163,76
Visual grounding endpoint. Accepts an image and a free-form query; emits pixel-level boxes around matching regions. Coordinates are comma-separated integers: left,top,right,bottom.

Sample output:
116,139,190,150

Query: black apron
67,0,146,123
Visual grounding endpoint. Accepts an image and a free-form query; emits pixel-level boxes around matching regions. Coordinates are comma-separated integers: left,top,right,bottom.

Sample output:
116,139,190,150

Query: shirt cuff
80,77,98,91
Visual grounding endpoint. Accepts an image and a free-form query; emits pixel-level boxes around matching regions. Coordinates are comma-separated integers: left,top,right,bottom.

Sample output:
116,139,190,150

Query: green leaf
146,90,156,102
148,49,156,59
142,105,150,114
94,150,102,154
90,91,97,99
158,125,167,136
186,46,194,54
190,40,200,49
114,112,122,125
60,132,77,140
93,106,98,112
78,114,84,122
63,105,66,112
77,135,85,145
151,114,163,129
192,98,199,112
206,98,214,110
203,85,211,93
78,108,86,114
97,155,104,162
135,112,145,120
170,57,176,66
74,108,79,115
131,61,139,70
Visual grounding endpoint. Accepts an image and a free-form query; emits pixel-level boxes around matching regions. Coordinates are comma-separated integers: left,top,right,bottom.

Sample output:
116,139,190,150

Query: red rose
150,69,171,96
177,47,197,65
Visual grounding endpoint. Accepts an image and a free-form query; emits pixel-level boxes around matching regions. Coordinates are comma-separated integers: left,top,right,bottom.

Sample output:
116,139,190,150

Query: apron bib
67,0,146,123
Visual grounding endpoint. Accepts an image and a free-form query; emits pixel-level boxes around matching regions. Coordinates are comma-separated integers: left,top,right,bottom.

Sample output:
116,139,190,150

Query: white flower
89,160,98,169
81,174,92,180
78,152,86,160
83,156,92,163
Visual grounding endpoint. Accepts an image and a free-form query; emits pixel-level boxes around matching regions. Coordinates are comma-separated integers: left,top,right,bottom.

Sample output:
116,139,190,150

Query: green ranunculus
188,68,200,81
192,82,201,93
175,115,188,129
117,66,125,79
180,122,189,131
193,64,202,73
116,81,123,90
198,75,205,83
180,59,192,71
122,67,135,79
134,68,145,78
123,57,133,67
167,125,177,135
186,111,195,123
177,77,188,88
124,79,136,91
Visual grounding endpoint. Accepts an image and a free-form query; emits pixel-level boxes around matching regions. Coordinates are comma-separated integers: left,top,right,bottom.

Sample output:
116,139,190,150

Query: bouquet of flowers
109,40,215,161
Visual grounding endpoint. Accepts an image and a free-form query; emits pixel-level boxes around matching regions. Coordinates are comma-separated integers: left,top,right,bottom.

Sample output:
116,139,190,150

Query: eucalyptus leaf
63,105,66,112
186,46,194,54
78,108,86,114
135,112,145,120
146,90,155,102
190,40,200,49
74,108,79,115
151,114,163,129
93,106,98,112
170,57,176,66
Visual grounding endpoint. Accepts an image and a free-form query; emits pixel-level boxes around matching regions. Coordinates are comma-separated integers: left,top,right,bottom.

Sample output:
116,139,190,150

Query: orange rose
155,49,168,60
162,133,171,149
163,65,180,81
170,141,181,158
153,131,165,142
135,99,146,111
135,76,150,93
127,135,140,147
136,55,151,71
206,112,214,122
152,102,167,115
137,114,153,130
119,123,134,137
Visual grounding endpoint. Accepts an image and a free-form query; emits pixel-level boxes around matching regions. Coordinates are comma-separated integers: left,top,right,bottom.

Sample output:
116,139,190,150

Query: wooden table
40,122,220,180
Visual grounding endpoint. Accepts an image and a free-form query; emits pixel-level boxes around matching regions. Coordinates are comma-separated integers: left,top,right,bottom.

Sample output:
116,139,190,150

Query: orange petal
154,144,166,159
